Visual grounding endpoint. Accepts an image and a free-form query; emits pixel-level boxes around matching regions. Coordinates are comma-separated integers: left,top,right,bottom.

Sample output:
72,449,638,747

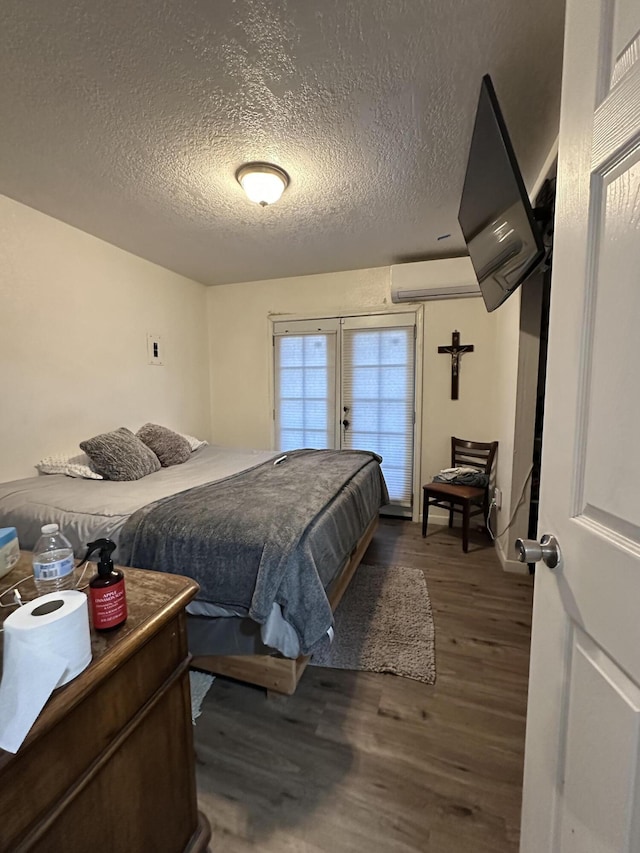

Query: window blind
274,332,337,451
341,324,415,505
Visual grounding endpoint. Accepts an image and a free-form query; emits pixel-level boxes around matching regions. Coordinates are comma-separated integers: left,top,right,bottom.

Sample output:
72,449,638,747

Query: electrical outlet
494,487,502,510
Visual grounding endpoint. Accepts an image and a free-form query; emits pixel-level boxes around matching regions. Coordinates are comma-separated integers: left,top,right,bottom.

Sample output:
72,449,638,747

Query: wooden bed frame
190,515,378,695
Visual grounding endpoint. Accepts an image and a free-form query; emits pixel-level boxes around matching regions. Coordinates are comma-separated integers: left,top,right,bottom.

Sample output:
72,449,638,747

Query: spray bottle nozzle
80,538,117,576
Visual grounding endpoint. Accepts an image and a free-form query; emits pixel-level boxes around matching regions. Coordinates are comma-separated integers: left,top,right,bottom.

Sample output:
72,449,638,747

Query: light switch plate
147,333,163,365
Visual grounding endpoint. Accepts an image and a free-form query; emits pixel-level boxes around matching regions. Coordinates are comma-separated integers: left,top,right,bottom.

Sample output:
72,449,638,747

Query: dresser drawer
26,669,197,853
0,613,187,850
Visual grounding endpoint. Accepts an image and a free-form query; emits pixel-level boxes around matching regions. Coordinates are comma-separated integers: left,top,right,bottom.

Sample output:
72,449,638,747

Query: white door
520,2,640,852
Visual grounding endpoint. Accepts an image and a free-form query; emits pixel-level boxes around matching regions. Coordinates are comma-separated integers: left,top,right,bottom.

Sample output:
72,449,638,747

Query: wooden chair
422,437,498,552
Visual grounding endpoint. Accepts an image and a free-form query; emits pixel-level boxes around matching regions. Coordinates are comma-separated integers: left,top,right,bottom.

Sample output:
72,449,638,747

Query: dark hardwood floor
193,518,534,852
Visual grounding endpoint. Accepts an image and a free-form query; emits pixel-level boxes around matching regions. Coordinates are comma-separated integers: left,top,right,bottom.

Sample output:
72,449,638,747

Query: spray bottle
81,539,128,631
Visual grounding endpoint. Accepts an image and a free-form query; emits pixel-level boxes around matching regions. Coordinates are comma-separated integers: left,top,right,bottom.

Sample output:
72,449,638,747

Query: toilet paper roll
0,590,92,753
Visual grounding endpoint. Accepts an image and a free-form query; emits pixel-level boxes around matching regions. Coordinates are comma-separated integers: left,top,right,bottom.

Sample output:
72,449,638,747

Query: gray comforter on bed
118,448,387,654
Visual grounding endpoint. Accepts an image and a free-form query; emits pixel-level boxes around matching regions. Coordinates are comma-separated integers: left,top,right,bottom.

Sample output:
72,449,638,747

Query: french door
273,312,417,516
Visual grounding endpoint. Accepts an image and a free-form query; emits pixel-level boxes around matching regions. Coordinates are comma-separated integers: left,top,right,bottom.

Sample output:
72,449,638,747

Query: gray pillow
136,423,192,467
80,427,161,481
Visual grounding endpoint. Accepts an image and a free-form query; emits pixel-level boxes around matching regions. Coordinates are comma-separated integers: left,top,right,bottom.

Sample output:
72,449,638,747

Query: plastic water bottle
32,523,76,595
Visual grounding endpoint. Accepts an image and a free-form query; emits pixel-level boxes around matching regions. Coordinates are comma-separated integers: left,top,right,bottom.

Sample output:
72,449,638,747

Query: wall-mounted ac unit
390,257,481,303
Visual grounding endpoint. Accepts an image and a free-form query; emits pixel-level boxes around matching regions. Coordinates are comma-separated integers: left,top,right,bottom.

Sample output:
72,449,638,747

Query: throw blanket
119,449,387,655
433,466,489,487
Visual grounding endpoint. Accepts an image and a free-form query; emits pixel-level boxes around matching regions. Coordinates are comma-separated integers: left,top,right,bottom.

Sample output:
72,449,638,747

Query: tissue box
0,528,20,579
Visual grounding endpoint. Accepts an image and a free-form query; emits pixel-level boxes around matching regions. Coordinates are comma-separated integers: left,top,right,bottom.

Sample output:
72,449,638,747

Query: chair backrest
451,437,498,475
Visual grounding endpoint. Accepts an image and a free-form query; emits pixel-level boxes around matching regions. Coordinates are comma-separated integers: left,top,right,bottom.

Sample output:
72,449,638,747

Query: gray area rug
310,564,436,684
189,670,215,723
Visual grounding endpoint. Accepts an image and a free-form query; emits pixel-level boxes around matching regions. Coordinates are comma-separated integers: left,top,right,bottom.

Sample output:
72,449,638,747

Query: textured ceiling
0,0,565,286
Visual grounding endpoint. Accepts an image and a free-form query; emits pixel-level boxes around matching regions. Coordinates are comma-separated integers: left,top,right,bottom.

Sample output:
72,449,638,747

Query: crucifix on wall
438,330,474,400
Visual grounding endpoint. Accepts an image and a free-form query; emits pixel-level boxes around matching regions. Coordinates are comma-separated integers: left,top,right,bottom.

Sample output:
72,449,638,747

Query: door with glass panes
273,313,417,516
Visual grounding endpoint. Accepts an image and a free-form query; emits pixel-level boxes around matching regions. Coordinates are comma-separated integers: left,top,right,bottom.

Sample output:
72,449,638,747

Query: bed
0,445,388,694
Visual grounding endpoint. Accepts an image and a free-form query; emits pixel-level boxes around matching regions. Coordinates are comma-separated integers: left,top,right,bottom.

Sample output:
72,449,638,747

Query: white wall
491,148,558,572
491,291,522,559
206,266,501,517
493,272,546,572
0,194,211,482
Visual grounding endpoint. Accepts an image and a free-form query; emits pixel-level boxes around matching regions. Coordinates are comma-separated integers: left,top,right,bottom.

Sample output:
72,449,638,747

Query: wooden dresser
0,553,211,853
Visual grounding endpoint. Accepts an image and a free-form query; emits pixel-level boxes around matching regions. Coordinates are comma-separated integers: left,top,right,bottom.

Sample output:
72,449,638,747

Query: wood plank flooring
193,518,534,852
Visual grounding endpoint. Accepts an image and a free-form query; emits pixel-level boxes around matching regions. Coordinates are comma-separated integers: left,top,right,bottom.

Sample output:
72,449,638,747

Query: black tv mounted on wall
458,75,546,312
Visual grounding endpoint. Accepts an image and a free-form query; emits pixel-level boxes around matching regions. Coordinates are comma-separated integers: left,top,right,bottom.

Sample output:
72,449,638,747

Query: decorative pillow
80,427,161,481
35,452,104,480
178,432,208,452
136,423,192,467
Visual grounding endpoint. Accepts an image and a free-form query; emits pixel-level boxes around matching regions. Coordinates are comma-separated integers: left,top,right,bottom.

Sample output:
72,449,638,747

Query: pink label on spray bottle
90,578,127,630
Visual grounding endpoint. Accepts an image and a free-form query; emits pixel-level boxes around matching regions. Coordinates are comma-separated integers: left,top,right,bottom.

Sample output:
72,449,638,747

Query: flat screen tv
458,75,545,312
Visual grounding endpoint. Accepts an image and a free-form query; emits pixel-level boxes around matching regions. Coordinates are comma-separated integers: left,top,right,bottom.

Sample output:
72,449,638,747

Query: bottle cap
41,523,59,534
0,527,17,548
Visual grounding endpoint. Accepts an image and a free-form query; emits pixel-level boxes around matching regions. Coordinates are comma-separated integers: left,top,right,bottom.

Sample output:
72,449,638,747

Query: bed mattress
0,445,276,553
0,445,385,657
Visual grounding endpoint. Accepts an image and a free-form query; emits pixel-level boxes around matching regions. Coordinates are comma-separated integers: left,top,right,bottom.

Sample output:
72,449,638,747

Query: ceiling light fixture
236,162,289,206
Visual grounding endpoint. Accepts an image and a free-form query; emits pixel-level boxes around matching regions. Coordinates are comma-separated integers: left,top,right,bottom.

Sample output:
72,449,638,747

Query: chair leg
462,502,470,552
448,503,454,528
422,493,429,537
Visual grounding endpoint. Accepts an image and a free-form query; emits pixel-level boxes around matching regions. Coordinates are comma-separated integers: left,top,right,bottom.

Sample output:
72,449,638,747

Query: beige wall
0,195,211,482
206,266,502,519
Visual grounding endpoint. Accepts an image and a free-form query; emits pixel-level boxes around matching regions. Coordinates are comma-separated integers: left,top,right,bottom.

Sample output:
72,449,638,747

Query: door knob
515,534,561,569
342,419,350,429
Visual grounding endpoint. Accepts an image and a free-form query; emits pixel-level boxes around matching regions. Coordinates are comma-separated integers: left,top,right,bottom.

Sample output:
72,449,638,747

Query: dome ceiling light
236,162,290,206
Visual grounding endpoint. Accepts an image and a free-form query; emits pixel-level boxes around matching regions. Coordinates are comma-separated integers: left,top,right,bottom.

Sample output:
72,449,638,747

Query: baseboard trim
423,513,527,573
426,509,450,526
